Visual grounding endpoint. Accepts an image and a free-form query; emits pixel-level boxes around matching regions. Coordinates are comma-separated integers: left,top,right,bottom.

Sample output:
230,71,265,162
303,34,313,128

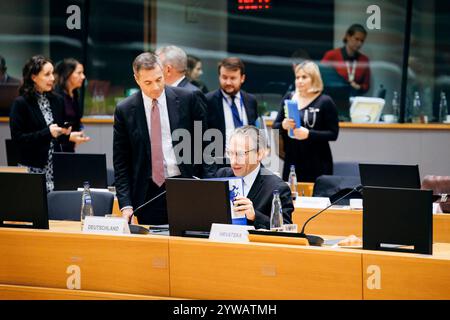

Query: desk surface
292,206,450,243
1,221,450,300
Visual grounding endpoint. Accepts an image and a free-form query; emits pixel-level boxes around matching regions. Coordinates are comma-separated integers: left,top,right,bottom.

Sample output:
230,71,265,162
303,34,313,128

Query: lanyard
346,60,357,82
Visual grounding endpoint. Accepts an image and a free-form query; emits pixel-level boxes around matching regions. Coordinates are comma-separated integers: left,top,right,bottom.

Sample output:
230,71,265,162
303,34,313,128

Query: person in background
9,55,88,191
272,61,339,182
54,58,89,152
321,24,371,96
0,55,20,84
205,57,259,166
187,54,209,94
156,45,199,92
216,125,293,229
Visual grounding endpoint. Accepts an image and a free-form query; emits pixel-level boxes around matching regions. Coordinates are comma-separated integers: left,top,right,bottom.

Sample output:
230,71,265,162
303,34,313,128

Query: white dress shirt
242,164,261,198
171,76,186,87
221,90,248,150
142,91,181,178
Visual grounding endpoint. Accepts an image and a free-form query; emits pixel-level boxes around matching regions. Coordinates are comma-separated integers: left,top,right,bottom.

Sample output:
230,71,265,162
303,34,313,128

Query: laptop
359,163,421,189
0,172,49,229
165,178,231,237
53,152,108,190
363,186,433,254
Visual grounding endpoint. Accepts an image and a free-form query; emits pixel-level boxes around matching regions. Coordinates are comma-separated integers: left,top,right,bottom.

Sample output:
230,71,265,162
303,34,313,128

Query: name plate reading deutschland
296,196,331,209
82,216,130,235
209,223,255,243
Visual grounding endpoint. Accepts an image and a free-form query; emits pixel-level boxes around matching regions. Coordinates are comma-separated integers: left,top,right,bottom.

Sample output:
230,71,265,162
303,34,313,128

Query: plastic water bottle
392,91,400,120
412,91,422,123
81,181,94,228
439,91,448,123
270,190,283,231
288,165,298,200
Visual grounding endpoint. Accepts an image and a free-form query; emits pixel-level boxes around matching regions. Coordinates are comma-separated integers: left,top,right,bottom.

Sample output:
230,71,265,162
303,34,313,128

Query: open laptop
53,152,108,190
363,186,433,254
359,163,421,189
165,178,231,237
0,172,49,229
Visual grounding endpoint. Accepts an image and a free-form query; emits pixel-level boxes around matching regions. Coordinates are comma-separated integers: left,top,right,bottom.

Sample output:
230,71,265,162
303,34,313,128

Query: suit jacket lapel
165,86,180,134
247,167,264,200
241,91,256,125
133,92,151,158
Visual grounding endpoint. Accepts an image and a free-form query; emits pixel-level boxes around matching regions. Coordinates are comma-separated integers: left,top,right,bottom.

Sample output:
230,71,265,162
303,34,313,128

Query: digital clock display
237,0,272,11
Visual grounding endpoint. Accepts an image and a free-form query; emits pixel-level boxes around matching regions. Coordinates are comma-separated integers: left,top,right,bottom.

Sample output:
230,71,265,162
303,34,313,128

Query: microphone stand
299,185,363,246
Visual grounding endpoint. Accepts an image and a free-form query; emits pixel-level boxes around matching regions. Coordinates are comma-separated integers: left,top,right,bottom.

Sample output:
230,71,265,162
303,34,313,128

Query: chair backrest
47,190,114,220
313,175,362,205
5,139,20,166
333,161,360,177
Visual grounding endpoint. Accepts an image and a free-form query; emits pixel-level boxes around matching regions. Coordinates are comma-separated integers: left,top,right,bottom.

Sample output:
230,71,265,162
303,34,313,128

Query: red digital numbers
237,0,271,11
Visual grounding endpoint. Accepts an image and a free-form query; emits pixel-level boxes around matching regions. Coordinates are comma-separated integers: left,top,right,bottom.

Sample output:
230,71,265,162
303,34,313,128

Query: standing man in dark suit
113,52,212,225
156,45,200,92
216,126,293,229
206,57,259,166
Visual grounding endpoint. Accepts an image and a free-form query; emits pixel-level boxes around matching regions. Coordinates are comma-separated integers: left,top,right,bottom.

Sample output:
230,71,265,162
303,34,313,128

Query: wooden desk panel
293,208,450,243
362,243,450,299
169,237,363,300
0,221,170,297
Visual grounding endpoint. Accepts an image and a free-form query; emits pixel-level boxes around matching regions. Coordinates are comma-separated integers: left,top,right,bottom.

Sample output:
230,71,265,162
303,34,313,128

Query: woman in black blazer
9,55,85,191
54,58,88,152
273,61,339,182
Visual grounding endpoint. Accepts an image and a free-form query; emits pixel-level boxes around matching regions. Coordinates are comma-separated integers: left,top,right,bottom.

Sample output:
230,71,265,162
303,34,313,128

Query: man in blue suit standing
206,57,259,167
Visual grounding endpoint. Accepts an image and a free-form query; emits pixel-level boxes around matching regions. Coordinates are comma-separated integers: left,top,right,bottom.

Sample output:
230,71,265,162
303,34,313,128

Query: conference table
1,220,450,300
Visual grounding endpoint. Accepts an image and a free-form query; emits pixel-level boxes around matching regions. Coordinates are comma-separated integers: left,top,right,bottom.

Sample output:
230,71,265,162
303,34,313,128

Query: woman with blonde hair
273,61,339,182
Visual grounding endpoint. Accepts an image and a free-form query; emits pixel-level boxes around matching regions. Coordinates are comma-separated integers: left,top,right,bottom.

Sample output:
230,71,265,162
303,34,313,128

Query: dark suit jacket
216,166,293,229
113,86,214,216
9,93,69,168
178,77,201,92
205,89,259,156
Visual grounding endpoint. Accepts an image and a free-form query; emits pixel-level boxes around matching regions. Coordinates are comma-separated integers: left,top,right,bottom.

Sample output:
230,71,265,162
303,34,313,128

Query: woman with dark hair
187,54,209,94
321,24,371,96
9,55,87,191
54,58,88,152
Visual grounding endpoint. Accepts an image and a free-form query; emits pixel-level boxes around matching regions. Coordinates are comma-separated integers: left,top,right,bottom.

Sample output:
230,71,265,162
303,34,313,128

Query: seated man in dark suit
206,57,259,166
0,55,20,84
216,125,293,229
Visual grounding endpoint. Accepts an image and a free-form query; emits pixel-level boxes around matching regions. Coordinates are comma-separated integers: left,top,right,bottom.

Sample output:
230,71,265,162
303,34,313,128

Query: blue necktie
229,95,243,128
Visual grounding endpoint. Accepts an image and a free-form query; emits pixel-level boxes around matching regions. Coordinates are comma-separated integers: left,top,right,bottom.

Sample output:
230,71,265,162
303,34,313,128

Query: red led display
237,0,271,11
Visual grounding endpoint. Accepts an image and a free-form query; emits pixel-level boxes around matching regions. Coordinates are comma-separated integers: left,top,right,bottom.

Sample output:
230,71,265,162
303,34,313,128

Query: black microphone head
355,184,364,193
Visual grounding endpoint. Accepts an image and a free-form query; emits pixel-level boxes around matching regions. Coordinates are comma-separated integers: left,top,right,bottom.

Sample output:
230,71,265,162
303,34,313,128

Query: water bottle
288,165,298,200
392,91,400,120
439,91,448,123
81,181,94,228
412,91,422,123
269,190,283,231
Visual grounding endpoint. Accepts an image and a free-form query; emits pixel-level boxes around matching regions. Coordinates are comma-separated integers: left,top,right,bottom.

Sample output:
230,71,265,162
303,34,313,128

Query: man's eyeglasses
225,148,257,159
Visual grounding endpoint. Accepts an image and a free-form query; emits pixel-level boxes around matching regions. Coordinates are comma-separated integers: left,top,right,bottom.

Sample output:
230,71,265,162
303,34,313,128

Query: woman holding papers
272,61,339,182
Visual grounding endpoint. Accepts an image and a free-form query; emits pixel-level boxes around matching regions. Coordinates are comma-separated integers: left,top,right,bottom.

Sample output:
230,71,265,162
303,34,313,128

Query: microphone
298,184,363,246
126,190,167,235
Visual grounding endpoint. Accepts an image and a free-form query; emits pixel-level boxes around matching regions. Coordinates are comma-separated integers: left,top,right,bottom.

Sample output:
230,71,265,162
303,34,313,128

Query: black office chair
333,161,360,177
5,139,20,166
313,175,362,205
47,190,114,220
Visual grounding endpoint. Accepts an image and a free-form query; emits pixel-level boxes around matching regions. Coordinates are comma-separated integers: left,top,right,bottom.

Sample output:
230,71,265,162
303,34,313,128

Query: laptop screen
53,152,108,190
359,163,421,189
0,172,49,229
166,178,231,237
